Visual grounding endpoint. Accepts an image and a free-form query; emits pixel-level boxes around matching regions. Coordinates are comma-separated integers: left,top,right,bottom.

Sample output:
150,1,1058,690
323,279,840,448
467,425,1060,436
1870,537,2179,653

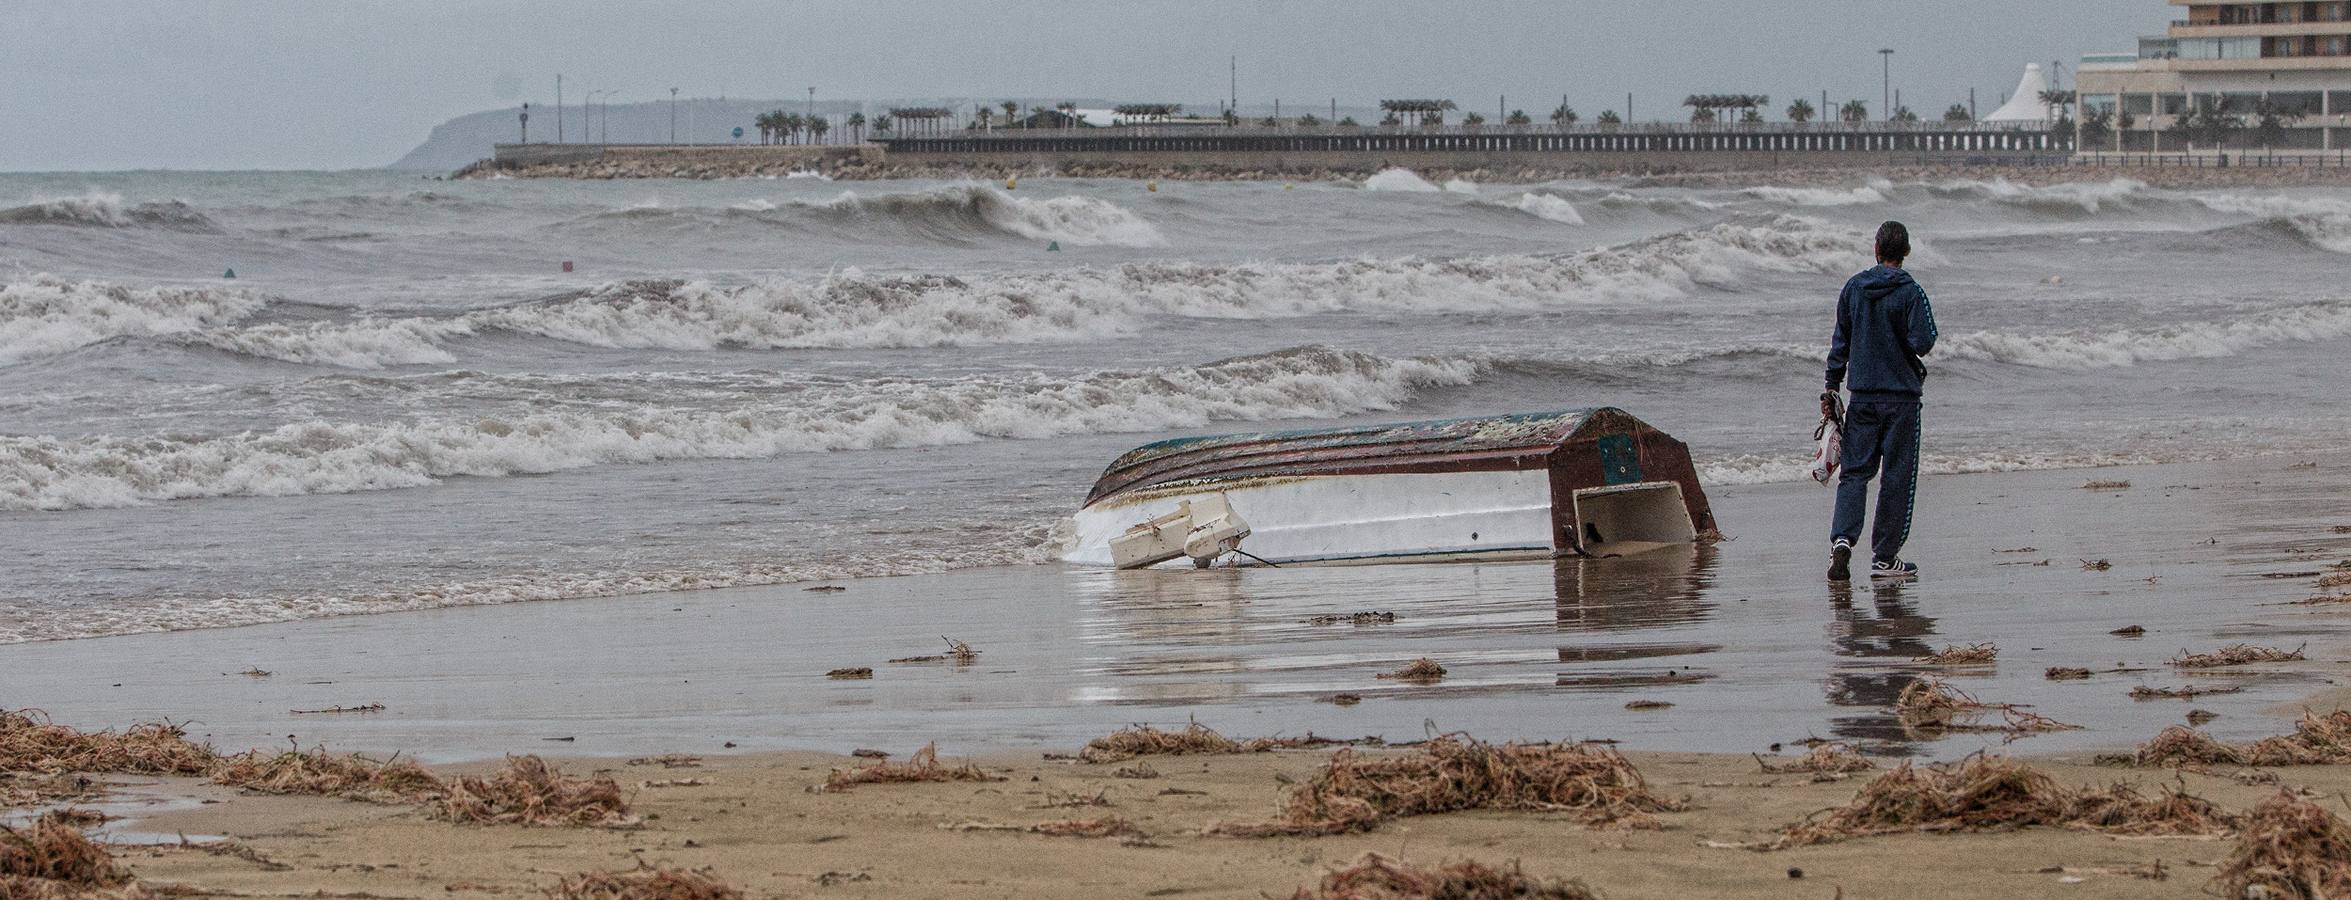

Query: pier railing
876,123,2061,155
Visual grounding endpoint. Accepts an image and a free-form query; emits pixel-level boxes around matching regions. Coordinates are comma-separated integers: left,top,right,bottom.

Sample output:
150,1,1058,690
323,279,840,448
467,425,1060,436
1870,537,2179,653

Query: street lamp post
1879,48,1895,121
669,87,680,144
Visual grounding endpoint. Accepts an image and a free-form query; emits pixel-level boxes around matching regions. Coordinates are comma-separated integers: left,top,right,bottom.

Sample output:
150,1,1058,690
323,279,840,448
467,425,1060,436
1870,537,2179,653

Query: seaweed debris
1210,736,1682,836
1280,854,1598,900
822,743,1002,791
431,755,635,828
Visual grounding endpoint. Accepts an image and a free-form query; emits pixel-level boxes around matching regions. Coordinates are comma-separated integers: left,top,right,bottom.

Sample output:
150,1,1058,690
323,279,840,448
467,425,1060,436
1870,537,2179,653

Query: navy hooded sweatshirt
1825,264,1938,401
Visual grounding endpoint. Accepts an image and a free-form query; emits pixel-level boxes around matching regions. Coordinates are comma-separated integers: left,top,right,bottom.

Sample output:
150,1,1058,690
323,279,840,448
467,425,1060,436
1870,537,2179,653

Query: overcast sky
3,0,2171,171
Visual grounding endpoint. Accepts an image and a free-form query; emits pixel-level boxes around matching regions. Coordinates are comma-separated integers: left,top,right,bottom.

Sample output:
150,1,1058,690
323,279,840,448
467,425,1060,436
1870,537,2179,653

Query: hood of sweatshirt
1857,265,1915,301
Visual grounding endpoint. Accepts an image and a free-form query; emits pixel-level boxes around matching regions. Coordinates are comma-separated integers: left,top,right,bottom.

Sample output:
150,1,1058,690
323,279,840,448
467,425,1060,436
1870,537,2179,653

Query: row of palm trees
750,109,881,145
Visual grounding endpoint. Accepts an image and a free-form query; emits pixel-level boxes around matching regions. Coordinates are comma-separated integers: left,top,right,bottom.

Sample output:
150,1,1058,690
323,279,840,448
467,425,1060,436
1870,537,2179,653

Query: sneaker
1827,542,1853,582
1871,558,1920,582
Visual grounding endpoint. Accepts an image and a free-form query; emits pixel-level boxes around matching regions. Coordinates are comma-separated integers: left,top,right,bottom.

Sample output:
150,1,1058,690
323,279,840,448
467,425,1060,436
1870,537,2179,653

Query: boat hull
1067,470,1554,568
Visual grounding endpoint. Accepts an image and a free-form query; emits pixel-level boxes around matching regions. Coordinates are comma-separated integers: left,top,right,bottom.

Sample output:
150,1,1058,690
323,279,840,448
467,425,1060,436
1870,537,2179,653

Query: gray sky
3,0,2171,171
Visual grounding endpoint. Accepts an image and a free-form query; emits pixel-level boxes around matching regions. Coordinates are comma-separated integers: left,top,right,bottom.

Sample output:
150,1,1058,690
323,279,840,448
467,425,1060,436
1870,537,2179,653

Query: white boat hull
1066,470,1555,568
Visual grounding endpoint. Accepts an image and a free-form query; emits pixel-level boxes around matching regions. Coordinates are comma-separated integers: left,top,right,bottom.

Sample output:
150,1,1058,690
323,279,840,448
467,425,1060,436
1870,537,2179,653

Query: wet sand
8,454,2351,896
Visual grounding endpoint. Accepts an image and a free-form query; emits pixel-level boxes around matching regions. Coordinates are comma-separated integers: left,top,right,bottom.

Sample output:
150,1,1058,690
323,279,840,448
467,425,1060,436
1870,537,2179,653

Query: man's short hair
1876,221,1910,265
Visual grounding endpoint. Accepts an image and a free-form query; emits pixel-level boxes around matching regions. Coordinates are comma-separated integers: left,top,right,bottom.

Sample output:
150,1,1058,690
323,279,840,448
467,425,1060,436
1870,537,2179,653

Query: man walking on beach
1824,221,1938,583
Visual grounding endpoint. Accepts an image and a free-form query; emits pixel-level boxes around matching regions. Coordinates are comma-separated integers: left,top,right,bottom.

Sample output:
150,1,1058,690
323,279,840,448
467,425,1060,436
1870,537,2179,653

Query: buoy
1047,241,1061,252
562,260,575,273
1006,176,1018,190
1146,180,1158,193
222,268,236,279
1284,183,1294,191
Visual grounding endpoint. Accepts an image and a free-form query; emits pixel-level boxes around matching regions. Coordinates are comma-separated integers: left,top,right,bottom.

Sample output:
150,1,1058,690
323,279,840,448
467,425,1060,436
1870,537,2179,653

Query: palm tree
1379,111,1402,126
973,106,992,131
808,115,830,144
1596,110,1622,127
1689,107,1718,125
1000,100,1020,128
1506,109,1531,126
1551,104,1578,127
782,112,804,144
1786,98,1815,123
1337,116,1360,127
872,114,893,135
1297,112,1322,127
1839,100,1870,123
754,111,778,144
1890,105,1919,124
1741,108,1764,125
2037,88,2078,121
1419,110,1444,128
846,112,867,142
1462,111,1486,127
1943,104,1972,123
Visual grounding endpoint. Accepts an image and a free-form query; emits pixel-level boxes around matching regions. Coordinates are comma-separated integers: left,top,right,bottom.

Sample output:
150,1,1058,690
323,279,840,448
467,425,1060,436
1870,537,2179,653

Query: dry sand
90,744,2351,899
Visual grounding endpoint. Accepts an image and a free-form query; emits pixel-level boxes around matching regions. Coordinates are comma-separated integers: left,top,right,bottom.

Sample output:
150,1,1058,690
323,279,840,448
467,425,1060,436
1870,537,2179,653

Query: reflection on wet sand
1823,582,1942,753
1069,548,1724,706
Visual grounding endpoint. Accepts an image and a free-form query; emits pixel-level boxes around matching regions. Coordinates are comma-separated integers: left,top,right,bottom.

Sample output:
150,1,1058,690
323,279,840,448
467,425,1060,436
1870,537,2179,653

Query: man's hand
1820,391,1841,420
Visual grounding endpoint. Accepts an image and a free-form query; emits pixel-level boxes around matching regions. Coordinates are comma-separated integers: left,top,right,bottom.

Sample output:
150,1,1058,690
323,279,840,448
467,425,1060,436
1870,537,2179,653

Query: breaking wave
1362,168,1442,192
142,215,1870,367
1918,177,2153,215
0,192,217,230
0,347,1480,511
1498,192,1586,225
570,185,1164,247
1,276,268,366
1741,179,1892,207
1935,302,2351,370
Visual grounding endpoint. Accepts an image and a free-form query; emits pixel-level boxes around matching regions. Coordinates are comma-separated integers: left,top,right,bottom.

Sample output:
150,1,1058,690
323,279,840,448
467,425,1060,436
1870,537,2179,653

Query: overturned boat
1068,409,1717,569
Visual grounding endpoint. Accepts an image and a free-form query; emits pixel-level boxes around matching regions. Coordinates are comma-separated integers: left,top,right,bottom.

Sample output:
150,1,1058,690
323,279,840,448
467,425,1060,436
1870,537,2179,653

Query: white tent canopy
1984,63,2056,124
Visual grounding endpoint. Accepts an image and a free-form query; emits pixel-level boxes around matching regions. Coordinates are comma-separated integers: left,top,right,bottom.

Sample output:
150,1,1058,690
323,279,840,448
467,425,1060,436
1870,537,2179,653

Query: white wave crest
1362,168,1441,192
1,275,269,365
1742,179,1891,207
979,191,1166,246
0,347,1481,510
0,191,215,230
1927,177,2152,214
578,186,1165,247
1935,302,2351,370
1443,178,1480,195
141,216,1873,367
1504,192,1586,225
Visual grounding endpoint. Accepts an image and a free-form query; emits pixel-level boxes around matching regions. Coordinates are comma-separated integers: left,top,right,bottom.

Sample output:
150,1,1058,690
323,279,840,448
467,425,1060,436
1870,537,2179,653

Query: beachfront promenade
480,121,2073,178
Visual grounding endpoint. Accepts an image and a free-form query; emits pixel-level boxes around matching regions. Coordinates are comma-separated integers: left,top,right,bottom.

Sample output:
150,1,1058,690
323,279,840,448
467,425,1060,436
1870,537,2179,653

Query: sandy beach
9,454,2349,897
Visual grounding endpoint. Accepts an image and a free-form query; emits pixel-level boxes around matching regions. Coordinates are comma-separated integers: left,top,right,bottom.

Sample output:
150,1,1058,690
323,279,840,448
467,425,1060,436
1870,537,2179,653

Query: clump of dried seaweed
2097,725,2249,768
1281,854,1599,900
546,864,741,900
212,744,446,804
2082,559,2114,571
1770,755,2236,848
1210,735,1682,836
944,638,981,664
2082,480,2132,490
822,743,1003,791
2217,790,2351,900
1916,643,1998,665
1893,680,2077,739
950,817,1146,841
2172,644,2306,668
1375,659,1447,683
1755,743,1875,778
2104,713,2351,769
2319,571,2351,589
0,810,133,893
2244,710,2351,766
2045,667,2093,680
0,709,217,776
430,755,635,828
825,668,873,680
1077,721,1337,764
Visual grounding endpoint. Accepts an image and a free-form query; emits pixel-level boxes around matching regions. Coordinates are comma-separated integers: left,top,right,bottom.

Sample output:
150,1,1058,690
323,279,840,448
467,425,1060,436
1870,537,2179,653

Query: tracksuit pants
1832,399,1921,564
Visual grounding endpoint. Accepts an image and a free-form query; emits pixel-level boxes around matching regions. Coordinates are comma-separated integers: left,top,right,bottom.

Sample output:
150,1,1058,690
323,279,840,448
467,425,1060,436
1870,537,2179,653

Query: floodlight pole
1880,49,1895,121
